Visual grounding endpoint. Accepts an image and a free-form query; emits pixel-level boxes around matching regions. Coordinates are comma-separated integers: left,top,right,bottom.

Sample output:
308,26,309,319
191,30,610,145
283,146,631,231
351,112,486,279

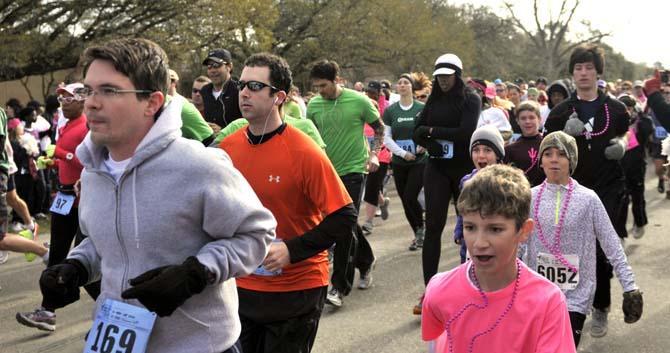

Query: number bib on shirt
433,140,454,159
50,192,75,216
395,139,416,154
253,264,282,276
655,126,668,139
83,299,156,353
536,253,580,290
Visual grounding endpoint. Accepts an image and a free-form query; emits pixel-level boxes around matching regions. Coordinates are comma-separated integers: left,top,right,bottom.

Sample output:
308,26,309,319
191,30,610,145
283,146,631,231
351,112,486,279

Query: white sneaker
632,225,645,239
0,251,9,264
590,308,609,338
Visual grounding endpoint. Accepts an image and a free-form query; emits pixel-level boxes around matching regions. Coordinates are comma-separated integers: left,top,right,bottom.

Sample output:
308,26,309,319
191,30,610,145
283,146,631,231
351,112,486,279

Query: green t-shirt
168,95,214,142
211,115,326,149
0,108,8,174
307,88,379,175
284,100,303,120
382,100,427,166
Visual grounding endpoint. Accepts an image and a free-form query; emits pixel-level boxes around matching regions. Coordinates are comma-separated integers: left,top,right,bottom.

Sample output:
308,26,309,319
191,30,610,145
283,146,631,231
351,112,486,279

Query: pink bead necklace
533,179,578,273
571,103,610,139
444,260,521,353
524,147,538,174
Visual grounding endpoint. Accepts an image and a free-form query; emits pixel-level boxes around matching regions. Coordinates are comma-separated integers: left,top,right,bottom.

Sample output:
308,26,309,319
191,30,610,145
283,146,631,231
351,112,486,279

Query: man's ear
518,218,534,243
275,91,288,105
145,91,165,118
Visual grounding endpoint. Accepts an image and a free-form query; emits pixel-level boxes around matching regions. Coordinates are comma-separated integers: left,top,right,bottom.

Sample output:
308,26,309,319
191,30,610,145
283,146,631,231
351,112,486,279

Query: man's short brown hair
569,44,605,75
80,38,170,99
457,164,531,230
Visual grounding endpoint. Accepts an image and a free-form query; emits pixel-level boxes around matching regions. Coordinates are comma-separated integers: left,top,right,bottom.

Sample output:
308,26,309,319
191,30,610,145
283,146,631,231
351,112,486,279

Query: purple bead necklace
444,259,521,353
571,103,610,139
533,179,578,273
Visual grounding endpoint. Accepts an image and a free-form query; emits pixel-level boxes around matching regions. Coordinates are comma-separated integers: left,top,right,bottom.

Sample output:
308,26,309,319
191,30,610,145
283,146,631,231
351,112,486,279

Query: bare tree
504,0,609,78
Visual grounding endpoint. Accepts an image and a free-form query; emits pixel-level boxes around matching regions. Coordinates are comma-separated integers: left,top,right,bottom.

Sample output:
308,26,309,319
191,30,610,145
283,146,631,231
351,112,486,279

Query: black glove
425,140,444,157
40,259,89,310
622,289,643,323
121,256,208,317
415,126,431,139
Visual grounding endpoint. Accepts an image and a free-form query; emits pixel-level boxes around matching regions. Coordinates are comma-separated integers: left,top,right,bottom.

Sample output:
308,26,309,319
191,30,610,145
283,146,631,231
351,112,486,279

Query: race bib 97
536,253,580,290
50,192,75,216
83,299,156,353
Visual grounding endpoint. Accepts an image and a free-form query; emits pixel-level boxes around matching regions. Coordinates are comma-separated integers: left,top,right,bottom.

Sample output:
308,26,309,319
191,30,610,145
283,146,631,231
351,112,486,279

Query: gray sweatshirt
525,179,637,315
69,96,276,353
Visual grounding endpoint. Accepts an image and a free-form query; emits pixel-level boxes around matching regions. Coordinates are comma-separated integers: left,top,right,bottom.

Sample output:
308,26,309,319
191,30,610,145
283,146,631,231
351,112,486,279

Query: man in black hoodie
200,49,242,132
545,43,630,339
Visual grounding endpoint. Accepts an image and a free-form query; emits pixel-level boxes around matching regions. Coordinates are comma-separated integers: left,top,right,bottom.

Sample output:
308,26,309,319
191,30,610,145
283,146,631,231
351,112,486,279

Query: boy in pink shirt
422,165,576,353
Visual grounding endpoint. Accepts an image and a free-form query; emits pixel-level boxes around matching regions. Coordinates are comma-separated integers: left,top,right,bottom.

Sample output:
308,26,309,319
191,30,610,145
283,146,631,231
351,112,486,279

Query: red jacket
53,114,88,185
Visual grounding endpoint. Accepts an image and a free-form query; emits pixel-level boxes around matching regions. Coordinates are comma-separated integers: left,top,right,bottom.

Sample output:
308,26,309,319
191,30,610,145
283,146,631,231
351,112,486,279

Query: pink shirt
364,124,391,163
422,261,576,353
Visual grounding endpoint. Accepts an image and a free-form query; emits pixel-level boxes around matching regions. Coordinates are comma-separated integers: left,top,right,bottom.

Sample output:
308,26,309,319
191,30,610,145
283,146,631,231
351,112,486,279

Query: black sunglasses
416,94,428,99
237,80,278,92
192,88,201,94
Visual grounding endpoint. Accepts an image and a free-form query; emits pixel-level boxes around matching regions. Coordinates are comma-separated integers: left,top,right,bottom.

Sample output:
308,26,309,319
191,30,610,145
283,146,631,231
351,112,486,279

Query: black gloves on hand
40,259,89,310
121,256,209,317
622,289,643,323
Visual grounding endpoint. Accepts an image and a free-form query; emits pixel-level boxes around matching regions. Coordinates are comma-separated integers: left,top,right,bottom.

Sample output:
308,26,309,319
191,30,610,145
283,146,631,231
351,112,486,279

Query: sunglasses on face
416,94,428,99
207,62,226,69
237,80,278,92
57,95,83,104
192,88,201,94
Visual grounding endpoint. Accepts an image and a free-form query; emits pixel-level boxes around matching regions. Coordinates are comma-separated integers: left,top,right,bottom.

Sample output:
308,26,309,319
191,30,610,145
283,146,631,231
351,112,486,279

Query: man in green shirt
167,69,215,145
307,60,384,307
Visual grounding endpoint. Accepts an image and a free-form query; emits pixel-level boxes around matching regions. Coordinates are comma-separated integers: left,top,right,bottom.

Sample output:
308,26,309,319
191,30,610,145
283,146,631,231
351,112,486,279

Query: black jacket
545,91,630,191
200,80,242,128
413,86,480,175
646,91,670,131
546,79,571,109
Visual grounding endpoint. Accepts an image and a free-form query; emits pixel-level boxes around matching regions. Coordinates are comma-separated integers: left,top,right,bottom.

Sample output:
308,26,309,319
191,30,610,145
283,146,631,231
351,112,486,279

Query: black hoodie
546,79,571,110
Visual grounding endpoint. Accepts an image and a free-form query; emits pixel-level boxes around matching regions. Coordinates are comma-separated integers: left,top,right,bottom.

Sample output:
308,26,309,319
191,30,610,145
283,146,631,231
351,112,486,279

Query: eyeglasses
57,96,83,104
192,88,201,94
74,87,153,99
206,62,226,69
237,80,278,92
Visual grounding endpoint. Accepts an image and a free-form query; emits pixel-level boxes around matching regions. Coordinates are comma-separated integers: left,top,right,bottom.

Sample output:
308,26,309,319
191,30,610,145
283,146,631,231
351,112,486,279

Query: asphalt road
1,164,669,353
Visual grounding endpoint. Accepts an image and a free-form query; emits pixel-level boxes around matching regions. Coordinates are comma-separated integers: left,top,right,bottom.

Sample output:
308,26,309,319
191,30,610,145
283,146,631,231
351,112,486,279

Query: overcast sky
449,0,669,71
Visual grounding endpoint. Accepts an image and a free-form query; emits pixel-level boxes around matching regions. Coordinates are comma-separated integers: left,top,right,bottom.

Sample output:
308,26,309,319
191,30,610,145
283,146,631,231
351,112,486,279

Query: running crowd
1,38,669,353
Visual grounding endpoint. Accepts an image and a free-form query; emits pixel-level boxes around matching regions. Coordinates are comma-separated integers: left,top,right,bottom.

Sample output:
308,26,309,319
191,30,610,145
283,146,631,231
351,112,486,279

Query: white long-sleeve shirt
525,179,637,314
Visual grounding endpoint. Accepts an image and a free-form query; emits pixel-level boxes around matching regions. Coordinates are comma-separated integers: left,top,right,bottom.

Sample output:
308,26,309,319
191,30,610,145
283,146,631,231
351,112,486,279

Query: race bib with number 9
83,299,156,353
434,140,454,159
536,253,580,290
50,192,76,216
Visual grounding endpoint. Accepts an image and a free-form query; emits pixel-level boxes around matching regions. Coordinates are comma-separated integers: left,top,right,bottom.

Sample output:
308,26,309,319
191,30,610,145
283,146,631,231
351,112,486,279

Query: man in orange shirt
219,53,356,353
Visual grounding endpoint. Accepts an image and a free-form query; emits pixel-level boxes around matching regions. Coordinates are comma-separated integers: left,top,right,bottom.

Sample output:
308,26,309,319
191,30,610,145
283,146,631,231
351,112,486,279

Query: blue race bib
50,192,75,216
433,140,454,159
655,126,668,139
83,299,156,353
395,139,415,154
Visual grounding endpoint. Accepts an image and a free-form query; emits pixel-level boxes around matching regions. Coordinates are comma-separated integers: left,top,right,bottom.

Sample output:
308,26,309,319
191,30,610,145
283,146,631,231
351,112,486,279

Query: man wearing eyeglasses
200,49,242,133
29,38,275,353
218,52,355,353
16,82,95,332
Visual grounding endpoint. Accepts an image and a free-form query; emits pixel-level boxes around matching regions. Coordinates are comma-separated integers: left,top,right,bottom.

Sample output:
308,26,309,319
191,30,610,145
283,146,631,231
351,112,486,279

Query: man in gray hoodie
34,38,276,353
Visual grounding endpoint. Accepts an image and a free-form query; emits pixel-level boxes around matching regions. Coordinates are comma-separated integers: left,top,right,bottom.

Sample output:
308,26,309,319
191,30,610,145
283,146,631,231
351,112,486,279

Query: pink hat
8,118,21,130
56,82,84,96
484,85,496,100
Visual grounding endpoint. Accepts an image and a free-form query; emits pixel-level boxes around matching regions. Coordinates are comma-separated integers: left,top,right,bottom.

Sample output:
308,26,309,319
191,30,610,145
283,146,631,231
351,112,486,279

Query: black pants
593,184,626,310
363,163,388,206
331,173,375,295
569,311,586,347
392,162,425,233
624,164,648,228
238,286,327,353
422,161,467,286
14,173,36,218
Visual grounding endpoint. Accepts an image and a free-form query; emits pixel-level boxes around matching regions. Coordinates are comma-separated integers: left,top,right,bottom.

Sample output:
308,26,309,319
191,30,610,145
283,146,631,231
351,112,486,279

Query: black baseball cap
536,76,548,85
202,49,232,65
514,77,526,85
367,81,382,92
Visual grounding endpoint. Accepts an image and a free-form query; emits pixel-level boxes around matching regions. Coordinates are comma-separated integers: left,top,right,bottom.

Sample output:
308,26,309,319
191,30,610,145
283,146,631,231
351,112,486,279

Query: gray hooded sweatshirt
69,96,276,353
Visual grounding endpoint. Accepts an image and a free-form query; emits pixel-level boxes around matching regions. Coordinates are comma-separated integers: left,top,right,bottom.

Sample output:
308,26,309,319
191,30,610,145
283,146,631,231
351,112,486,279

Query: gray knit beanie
539,131,579,175
470,125,505,160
